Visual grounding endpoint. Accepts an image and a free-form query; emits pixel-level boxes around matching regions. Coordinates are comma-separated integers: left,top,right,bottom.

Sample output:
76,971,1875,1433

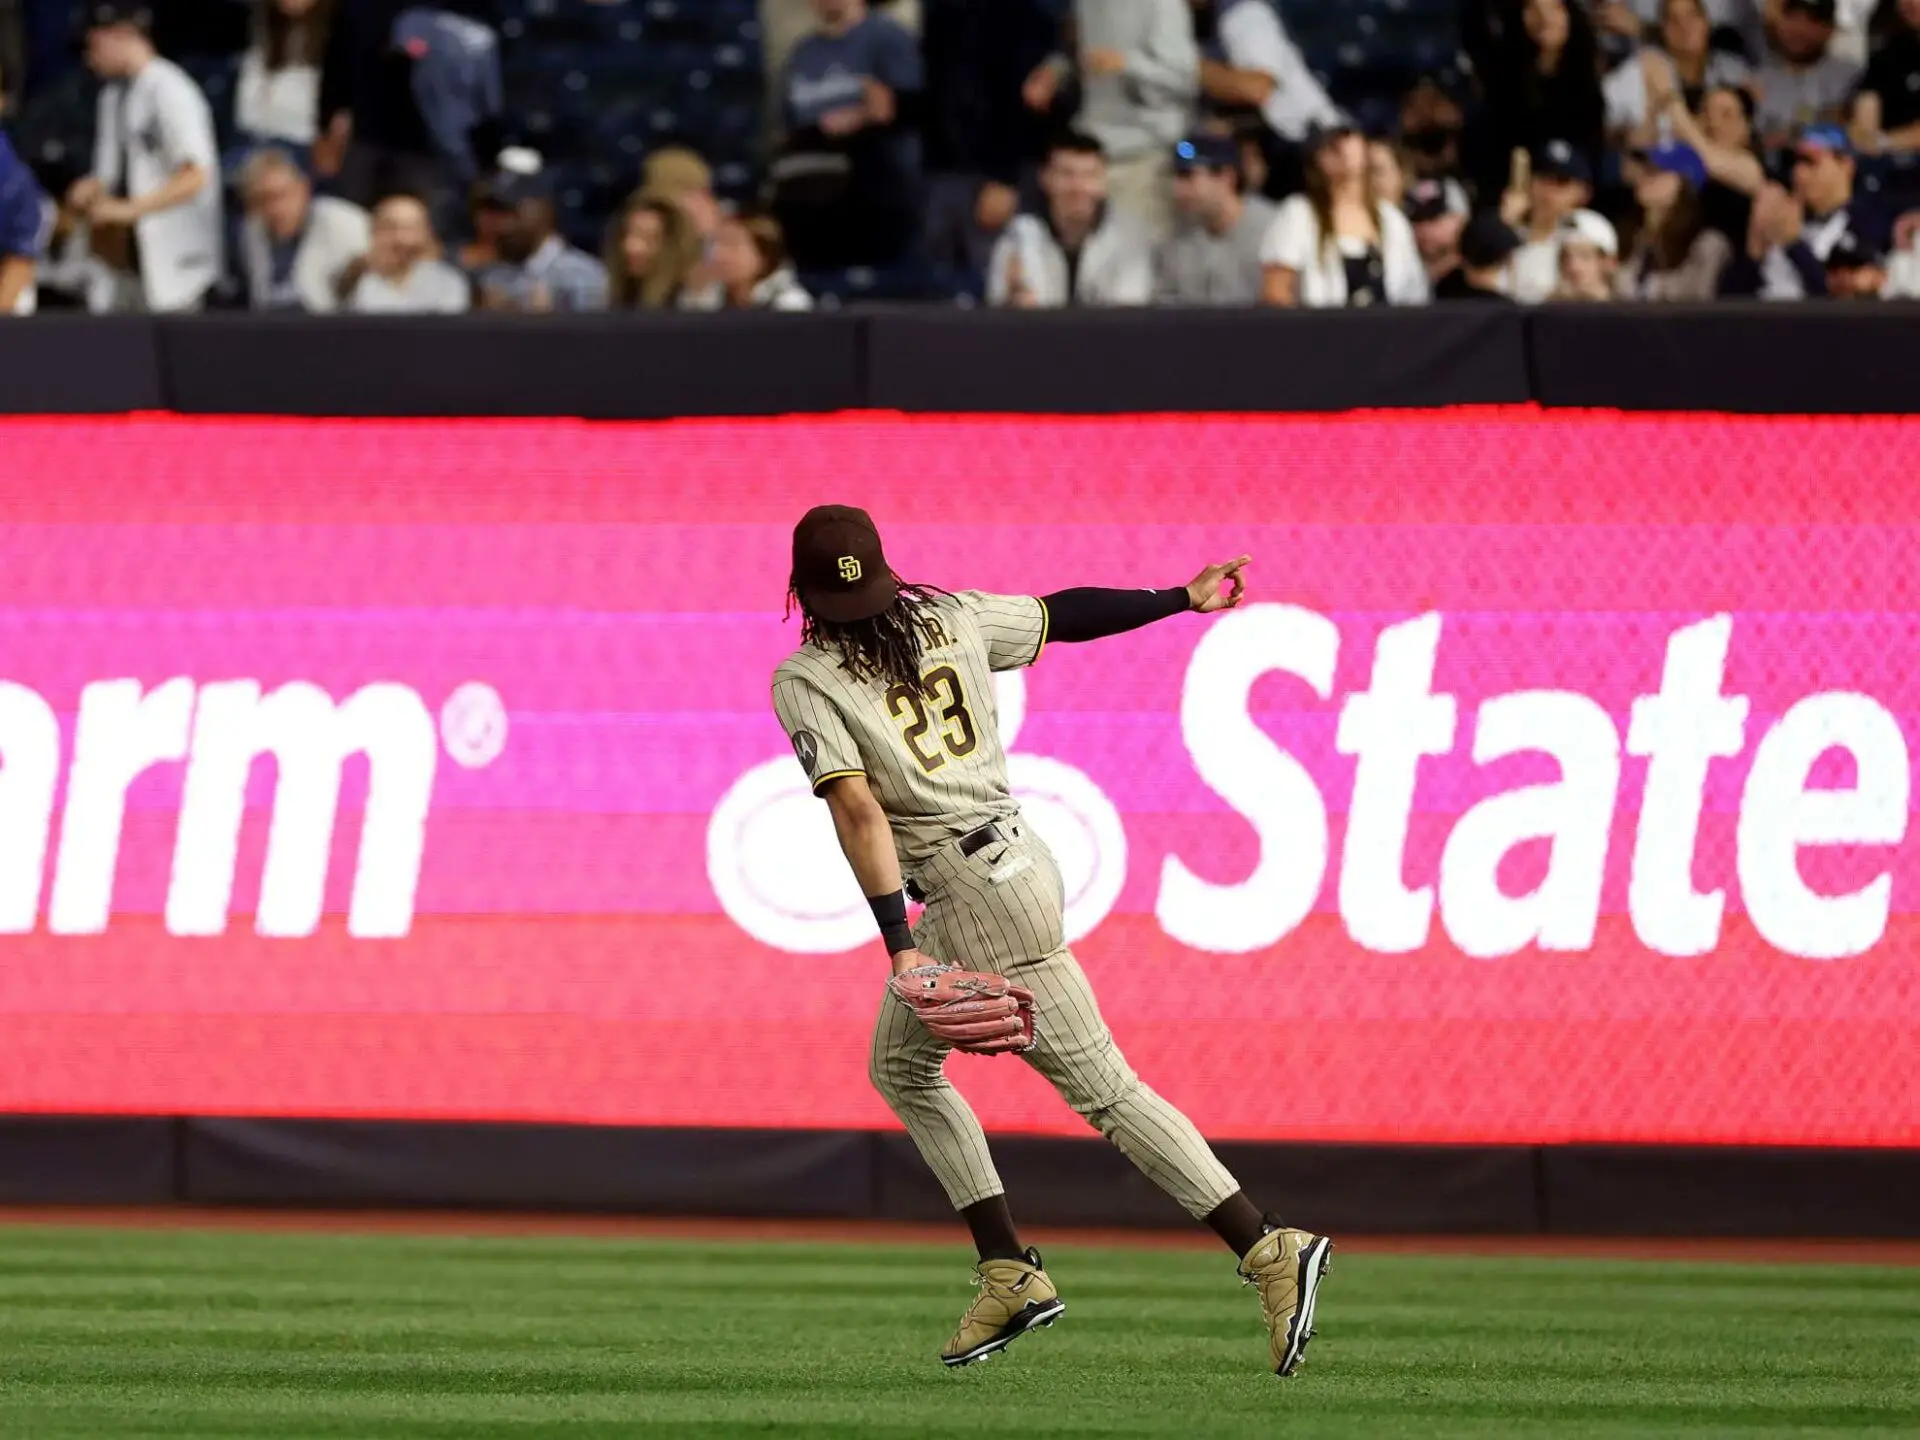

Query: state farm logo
0,677,507,939
708,607,1912,961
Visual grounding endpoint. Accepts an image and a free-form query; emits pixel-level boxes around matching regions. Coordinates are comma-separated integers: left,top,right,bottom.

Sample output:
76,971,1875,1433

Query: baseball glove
888,964,1036,1055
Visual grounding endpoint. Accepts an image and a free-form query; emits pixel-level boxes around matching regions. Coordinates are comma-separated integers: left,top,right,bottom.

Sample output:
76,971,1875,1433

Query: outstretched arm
1041,555,1250,643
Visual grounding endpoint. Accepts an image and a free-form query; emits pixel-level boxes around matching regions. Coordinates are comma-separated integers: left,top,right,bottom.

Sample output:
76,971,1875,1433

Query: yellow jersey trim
811,768,866,796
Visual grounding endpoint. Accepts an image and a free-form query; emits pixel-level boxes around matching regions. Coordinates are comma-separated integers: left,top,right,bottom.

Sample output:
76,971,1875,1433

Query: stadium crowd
1,0,1917,316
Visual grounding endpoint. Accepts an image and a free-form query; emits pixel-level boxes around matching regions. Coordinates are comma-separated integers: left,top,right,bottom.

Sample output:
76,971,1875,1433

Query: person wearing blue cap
1153,132,1275,304
1616,140,1733,298
1720,122,1889,298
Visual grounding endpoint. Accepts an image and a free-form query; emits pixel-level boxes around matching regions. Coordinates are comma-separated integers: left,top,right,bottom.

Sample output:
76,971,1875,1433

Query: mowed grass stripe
0,1226,1915,1438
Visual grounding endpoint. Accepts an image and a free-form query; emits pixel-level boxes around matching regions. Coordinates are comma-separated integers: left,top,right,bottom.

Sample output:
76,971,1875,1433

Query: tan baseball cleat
1239,1224,1333,1377
940,1247,1066,1367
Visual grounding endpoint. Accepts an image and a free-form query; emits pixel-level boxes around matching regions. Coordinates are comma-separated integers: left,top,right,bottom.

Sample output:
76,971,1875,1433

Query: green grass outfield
2,1224,1917,1439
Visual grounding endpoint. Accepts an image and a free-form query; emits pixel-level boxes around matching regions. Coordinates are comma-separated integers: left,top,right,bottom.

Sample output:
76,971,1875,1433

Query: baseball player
772,505,1332,1374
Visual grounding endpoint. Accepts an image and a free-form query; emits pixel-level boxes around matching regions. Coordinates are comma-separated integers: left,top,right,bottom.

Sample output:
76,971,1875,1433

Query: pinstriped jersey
772,591,1049,867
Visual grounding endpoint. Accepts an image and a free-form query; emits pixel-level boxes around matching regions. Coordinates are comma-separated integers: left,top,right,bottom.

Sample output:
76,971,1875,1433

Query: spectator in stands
1368,139,1407,209
920,0,1055,280
641,146,722,290
1721,122,1888,292
319,0,500,237
1606,0,1768,65
1551,207,1622,298
237,0,332,155
1504,138,1594,302
770,0,923,272
455,174,503,276
1398,76,1473,210
1260,123,1427,306
1820,229,1893,290
340,191,467,312
1467,0,1606,201
1154,132,1275,303
1435,210,1522,299
1616,140,1734,296
1661,82,1767,243
1850,0,1920,153
473,167,607,312
0,123,39,313
1885,207,1920,291
69,3,223,313
1605,0,1753,147
680,212,814,311
1191,0,1341,203
604,192,698,310
237,146,367,310
1027,0,1197,240
987,130,1153,305
1754,0,1862,145
1406,177,1467,287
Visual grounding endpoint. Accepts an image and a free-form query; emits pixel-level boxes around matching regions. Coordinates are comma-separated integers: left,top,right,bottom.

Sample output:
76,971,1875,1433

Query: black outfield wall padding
0,1117,178,1204
4,305,1916,418
153,312,867,419
180,1119,876,1218
1526,304,1920,415
0,316,165,414
1540,1145,1920,1238
862,306,1531,414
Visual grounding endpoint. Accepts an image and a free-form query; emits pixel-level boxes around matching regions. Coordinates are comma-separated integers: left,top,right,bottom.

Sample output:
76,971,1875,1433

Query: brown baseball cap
792,505,900,623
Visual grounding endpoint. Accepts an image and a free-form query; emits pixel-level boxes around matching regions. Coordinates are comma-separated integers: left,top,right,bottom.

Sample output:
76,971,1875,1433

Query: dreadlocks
787,580,953,692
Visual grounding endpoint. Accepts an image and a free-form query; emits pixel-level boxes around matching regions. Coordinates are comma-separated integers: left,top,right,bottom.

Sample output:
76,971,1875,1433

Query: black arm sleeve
1039,587,1190,644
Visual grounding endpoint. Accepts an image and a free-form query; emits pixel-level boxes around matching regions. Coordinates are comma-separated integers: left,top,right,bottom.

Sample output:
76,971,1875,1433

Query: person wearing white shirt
236,0,330,149
67,3,223,313
1259,125,1427,306
1506,140,1596,303
237,147,369,311
343,193,470,313
987,131,1154,306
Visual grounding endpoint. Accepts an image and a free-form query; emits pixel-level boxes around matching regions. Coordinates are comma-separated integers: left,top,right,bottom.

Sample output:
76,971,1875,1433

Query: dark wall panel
155,314,865,418
1528,303,1920,413
875,1133,1540,1234
0,1117,178,1202
182,1119,875,1217
0,317,165,413
1541,1146,1920,1237
866,307,1531,413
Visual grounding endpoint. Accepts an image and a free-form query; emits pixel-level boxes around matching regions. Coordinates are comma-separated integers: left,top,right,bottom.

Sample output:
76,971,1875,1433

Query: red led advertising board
0,410,1914,1146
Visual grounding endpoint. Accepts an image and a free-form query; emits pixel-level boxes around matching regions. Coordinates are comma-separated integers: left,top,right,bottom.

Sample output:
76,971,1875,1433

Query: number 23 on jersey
886,665,978,773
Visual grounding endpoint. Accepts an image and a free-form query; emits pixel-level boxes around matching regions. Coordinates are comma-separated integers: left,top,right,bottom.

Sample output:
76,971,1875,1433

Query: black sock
962,1195,1027,1262
1204,1191,1272,1258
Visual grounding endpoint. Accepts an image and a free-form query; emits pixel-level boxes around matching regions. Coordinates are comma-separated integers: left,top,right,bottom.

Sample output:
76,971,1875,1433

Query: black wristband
868,889,915,955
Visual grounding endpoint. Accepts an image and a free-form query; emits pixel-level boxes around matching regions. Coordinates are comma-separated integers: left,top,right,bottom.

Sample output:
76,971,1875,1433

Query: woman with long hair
237,0,334,151
679,213,814,312
1616,143,1732,298
1471,0,1606,199
1259,125,1427,305
603,193,699,310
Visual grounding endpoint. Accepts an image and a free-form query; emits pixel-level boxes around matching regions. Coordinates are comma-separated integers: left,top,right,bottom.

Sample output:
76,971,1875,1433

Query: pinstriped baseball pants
870,822,1240,1219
